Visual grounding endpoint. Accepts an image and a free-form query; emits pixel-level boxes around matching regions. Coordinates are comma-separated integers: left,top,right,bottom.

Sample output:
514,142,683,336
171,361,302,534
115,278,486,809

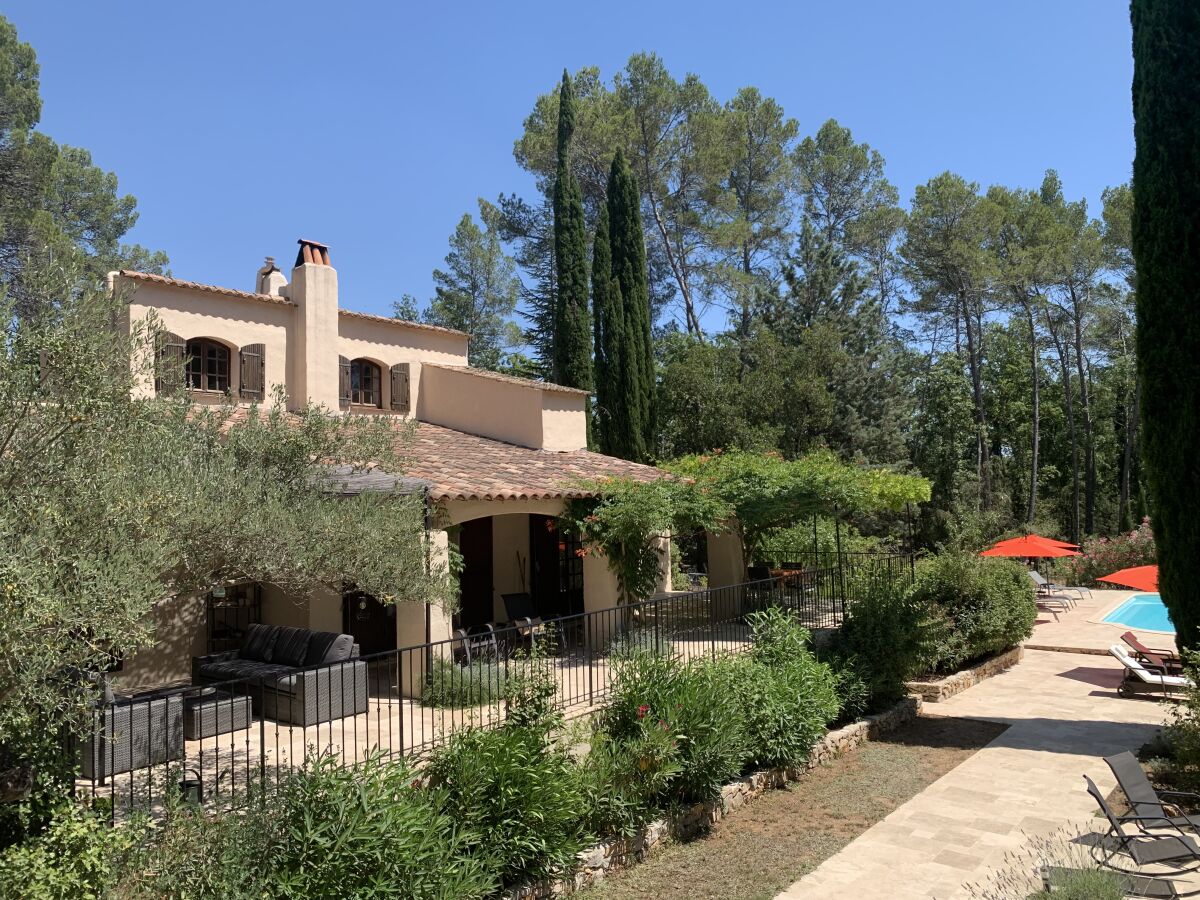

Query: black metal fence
75,556,910,820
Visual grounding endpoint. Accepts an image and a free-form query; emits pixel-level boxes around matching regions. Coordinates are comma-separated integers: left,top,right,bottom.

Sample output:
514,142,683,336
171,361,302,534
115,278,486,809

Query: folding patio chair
1105,751,1200,835
1084,774,1200,876
1122,632,1185,677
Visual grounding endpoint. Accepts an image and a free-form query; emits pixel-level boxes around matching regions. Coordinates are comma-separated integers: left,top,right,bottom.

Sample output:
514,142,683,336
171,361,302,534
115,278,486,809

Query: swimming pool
1102,593,1175,633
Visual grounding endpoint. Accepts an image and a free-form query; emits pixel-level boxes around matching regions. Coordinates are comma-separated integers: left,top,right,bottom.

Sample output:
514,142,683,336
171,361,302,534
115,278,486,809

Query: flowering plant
1061,519,1157,586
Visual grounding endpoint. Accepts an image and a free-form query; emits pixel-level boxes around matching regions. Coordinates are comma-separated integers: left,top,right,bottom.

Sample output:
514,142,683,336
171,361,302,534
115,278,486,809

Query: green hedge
911,552,1038,672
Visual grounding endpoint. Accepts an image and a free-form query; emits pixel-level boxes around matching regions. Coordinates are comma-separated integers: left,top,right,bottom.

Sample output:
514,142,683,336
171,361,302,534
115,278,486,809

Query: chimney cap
295,238,331,268
258,256,279,273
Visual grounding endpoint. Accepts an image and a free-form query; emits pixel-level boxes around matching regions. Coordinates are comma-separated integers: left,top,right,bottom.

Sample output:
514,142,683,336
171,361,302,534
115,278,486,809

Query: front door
457,518,494,626
529,516,584,618
342,589,397,656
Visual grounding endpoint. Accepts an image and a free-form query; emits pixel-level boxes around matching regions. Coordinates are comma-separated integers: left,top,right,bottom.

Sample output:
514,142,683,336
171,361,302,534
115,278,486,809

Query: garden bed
505,696,921,899
904,646,1024,703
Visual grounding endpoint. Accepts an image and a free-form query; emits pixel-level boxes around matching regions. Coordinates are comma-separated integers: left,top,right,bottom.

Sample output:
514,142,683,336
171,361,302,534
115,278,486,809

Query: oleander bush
830,572,941,707
909,552,1038,672
1060,518,1157,587
425,724,587,886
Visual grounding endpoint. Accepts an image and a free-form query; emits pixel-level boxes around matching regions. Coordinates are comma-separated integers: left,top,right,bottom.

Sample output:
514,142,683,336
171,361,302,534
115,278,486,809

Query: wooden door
457,518,494,626
342,589,396,656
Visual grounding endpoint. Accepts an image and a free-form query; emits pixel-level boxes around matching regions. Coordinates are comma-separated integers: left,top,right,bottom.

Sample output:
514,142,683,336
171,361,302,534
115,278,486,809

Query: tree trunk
1046,312,1080,543
1025,302,1040,524
1070,289,1096,535
961,292,990,502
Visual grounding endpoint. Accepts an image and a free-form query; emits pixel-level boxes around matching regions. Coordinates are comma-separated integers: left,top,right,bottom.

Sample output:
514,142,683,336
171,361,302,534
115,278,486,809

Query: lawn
575,715,1007,900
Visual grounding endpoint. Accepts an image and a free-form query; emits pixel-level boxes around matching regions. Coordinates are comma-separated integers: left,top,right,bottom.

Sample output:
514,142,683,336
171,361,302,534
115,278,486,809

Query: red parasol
980,535,1081,558
992,534,1080,550
1097,565,1159,592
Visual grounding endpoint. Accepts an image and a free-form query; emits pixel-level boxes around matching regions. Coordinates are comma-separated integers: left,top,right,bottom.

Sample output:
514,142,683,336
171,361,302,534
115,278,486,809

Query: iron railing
74,558,907,821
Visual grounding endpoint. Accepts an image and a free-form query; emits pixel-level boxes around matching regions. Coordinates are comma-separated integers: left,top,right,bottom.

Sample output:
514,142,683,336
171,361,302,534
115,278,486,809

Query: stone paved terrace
1026,586,1171,654
777,599,1182,899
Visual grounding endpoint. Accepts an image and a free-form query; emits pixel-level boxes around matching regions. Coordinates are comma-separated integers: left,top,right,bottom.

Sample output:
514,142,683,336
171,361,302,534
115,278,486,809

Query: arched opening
185,337,232,395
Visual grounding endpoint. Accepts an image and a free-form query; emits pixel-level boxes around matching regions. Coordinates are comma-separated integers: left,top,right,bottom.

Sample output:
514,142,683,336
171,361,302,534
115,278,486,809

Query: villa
109,239,747,698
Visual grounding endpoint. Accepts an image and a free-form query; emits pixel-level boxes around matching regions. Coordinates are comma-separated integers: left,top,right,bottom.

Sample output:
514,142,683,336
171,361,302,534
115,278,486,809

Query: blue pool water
1102,593,1174,633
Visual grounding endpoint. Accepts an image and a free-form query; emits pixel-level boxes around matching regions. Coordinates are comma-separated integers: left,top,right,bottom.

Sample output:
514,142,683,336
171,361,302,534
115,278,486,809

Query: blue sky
7,2,1133,333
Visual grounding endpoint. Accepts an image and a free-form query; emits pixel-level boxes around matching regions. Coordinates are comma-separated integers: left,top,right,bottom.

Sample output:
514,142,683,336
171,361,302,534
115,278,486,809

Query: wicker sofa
191,624,368,727
80,692,184,781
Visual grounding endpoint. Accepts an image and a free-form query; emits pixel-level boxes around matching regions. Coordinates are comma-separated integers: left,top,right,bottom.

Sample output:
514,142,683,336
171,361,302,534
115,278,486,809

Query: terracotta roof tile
407,421,663,501
116,270,296,306
337,308,468,338
423,364,591,396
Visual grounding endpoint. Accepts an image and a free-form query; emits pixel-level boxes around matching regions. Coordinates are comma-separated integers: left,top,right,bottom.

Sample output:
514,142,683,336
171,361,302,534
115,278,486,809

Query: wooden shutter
338,355,351,408
389,363,410,413
155,331,186,396
239,343,265,402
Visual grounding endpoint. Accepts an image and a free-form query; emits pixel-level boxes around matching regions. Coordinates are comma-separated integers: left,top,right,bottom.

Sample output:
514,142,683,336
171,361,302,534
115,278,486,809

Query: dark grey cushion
271,626,312,667
240,623,280,662
199,658,294,682
304,631,355,665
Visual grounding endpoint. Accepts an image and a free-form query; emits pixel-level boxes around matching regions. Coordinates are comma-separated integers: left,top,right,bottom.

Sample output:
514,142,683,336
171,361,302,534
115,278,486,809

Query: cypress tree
1131,0,1200,650
592,203,624,455
603,150,655,462
551,71,593,395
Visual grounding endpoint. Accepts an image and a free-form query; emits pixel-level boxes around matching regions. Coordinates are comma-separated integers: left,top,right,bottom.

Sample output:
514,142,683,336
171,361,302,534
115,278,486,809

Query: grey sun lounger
1106,752,1200,835
1085,774,1200,875
1029,570,1084,607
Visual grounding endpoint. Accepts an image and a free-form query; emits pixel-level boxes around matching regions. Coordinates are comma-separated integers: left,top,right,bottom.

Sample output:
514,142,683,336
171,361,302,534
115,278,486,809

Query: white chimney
256,257,288,297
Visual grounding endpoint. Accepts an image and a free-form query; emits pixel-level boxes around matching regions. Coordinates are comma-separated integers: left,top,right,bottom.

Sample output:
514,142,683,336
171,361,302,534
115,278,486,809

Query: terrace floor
777,610,1175,898
1026,586,1169,654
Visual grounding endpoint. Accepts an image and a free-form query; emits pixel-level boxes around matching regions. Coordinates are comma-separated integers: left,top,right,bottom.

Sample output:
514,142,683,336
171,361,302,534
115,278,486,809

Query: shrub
425,725,586,886
578,719,682,838
268,754,495,900
910,552,1037,672
1061,518,1157,587
831,572,940,707
504,645,562,733
421,657,509,708
1162,651,1200,790
0,802,140,900
117,753,495,900
601,650,748,804
734,609,840,768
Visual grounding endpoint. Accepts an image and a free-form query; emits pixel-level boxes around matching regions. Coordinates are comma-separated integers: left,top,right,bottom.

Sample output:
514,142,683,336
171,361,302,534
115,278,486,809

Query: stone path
776,647,1171,899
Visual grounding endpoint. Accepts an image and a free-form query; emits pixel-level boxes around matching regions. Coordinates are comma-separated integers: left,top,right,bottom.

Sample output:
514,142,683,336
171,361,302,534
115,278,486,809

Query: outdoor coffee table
182,688,253,741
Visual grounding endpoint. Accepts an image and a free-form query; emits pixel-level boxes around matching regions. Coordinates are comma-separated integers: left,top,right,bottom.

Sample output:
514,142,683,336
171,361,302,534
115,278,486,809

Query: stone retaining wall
505,696,922,899
904,646,1024,703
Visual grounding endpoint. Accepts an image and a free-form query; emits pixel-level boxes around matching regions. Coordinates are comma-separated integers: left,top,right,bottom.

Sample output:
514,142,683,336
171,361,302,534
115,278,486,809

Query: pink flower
637,705,650,719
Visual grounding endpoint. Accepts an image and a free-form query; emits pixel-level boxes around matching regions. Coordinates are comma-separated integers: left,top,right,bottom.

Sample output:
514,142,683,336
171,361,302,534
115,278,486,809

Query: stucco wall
540,391,588,451
118,277,293,404
339,315,468,417
490,513,531,621
706,527,746,588
419,365,546,448
115,592,207,693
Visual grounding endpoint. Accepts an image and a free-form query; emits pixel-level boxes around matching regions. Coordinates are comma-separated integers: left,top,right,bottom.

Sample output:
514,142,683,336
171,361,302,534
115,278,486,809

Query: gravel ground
575,715,1007,900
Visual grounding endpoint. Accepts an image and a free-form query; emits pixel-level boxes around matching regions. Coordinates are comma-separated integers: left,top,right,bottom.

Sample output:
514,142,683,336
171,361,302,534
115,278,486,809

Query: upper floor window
350,359,381,407
186,339,230,393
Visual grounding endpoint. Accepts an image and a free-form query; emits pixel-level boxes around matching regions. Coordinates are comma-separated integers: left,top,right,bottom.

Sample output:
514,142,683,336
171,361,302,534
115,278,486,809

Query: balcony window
350,359,381,407
186,339,230,394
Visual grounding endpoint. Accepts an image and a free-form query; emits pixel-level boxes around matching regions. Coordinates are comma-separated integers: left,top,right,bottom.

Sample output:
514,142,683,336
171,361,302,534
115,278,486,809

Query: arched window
350,359,381,407
186,339,230,393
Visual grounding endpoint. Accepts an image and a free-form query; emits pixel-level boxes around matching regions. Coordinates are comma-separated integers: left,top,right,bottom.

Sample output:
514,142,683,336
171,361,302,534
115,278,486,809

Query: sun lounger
1109,645,1194,698
1105,751,1200,836
1037,593,1072,621
1122,632,1184,676
1084,774,1200,875
1029,570,1085,606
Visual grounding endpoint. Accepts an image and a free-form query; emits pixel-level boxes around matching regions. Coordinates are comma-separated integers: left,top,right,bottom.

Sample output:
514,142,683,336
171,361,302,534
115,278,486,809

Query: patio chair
1105,751,1200,835
453,624,498,666
1029,570,1083,607
1122,632,1184,677
500,592,568,653
1109,645,1194,699
1084,774,1200,875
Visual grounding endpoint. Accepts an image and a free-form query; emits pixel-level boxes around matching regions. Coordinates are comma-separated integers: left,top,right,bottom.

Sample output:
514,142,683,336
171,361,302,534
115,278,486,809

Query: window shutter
239,343,265,402
390,363,410,413
338,355,351,408
155,331,186,396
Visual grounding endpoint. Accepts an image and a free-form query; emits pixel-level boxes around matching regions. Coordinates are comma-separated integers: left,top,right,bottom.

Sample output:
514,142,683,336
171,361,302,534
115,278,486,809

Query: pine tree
600,150,655,461
551,71,593,394
1131,0,1200,650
